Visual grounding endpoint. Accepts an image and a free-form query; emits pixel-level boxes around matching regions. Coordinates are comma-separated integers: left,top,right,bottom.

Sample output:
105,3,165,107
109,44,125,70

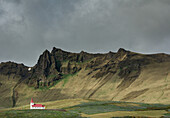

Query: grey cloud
3,0,21,4
0,0,170,66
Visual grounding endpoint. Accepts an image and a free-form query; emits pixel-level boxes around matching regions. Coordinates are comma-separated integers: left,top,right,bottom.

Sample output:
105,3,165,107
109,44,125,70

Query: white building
30,98,45,109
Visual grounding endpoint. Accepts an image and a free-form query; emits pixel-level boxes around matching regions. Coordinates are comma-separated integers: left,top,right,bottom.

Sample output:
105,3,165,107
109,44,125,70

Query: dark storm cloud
0,0,170,66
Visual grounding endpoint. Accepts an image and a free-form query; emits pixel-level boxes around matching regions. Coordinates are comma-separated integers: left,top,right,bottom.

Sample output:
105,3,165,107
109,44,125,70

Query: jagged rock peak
37,49,51,66
42,49,51,60
80,50,88,54
52,47,62,52
43,49,50,54
80,50,85,53
117,48,128,53
108,51,115,54
115,48,130,61
51,47,67,54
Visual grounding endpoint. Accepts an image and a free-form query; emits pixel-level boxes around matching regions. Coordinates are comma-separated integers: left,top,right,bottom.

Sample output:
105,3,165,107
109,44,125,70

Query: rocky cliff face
0,47,170,108
24,47,106,88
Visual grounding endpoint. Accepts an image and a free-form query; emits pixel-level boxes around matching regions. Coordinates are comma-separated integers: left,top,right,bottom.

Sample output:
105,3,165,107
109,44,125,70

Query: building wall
30,103,34,109
31,107,45,109
30,102,45,109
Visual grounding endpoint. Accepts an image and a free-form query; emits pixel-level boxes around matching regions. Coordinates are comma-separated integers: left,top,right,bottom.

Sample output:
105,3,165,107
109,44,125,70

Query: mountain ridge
0,47,170,108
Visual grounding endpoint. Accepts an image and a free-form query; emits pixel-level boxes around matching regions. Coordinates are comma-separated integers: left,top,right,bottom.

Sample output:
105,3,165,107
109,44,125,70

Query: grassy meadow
0,109,84,118
0,99,170,118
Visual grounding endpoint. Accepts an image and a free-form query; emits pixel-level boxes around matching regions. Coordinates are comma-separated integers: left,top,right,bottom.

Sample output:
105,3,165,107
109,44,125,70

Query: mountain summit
0,47,170,108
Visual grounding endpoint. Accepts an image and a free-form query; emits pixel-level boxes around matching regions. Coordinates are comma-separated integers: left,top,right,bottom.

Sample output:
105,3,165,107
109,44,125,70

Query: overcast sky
0,0,170,66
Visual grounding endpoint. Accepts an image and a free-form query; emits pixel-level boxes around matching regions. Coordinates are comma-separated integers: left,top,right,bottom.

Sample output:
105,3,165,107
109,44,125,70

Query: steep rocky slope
0,47,170,108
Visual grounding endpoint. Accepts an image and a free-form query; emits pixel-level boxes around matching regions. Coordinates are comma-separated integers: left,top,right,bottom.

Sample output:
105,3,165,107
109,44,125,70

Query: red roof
31,98,34,103
32,104,45,107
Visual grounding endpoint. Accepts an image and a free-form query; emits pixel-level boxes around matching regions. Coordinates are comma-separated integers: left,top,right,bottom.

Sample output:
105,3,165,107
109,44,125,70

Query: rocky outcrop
1,47,170,107
0,61,29,78
1,48,170,89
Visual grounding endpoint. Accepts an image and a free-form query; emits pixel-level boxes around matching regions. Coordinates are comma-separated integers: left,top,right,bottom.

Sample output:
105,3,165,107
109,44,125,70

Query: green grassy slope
0,74,21,108
47,62,170,104
0,110,84,118
1,99,170,118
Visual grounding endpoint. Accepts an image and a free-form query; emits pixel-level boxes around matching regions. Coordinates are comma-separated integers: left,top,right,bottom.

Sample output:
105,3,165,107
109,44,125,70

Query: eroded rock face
0,62,29,78
26,49,60,88
1,47,170,89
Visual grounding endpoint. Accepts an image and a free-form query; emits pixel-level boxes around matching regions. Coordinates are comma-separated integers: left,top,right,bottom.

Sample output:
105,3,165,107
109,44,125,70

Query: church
30,98,45,109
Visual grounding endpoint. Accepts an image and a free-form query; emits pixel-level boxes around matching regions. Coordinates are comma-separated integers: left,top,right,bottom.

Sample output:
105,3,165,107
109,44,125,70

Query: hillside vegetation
0,47,170,108
1,99,170,118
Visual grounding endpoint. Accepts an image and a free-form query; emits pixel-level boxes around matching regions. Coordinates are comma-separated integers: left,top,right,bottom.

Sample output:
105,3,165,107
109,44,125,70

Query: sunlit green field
0,109,84,118
0,99,170,118
64,100,170,117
